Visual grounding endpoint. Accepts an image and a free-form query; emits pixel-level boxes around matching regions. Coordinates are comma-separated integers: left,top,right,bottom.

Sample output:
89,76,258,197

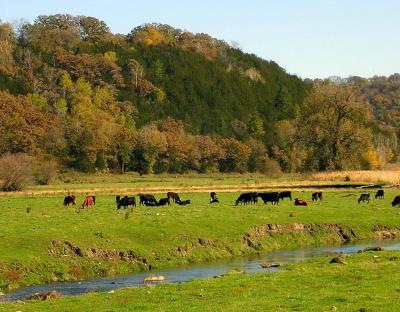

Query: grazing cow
358,193,370,204
235,192,258,206
294,198,307,206
117,196,136,209
312,192,323,202
158,198,170,206
63,195,76,207
210,192,219,204
82,196,95,208
375,190,384,199
177,199,191,206
392,195,400,207
116,195,121,204
167,192,181,203
258,192,279,205
278,191,292,201
138,194,158,206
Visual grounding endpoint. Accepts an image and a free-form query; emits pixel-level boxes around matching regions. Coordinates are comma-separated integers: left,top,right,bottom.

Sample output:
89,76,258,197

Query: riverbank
0,190,399,293
2,249,400,311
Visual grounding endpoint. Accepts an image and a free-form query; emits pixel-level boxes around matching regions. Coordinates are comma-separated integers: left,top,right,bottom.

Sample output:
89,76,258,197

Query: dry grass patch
310,170,400,185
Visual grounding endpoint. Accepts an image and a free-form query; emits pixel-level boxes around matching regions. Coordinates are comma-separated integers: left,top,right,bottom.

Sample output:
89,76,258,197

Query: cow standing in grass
117,196,136,209
358,194,370,204
167,192,181,203
375,190,384,199
210,192,219,204
63,195,76,207
279,191,292,201
82,196,95,208
392,195,400,207
258,192,279,205
312,192,323,202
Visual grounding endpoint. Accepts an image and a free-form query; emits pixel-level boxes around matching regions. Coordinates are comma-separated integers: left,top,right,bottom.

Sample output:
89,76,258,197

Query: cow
278,191,292,201
294,198,307,206
138,194,157,206
210,192,219,204
117,196,136,209
158,198,170,206
258,192,279,205
375,190,384,199
392,195,400,207
235,192,257,206
115,195,121,204
82,196,95,208
312,192,323,202
358,193,370,204
177,199,191,206
63,195,76,207
167,192,181,203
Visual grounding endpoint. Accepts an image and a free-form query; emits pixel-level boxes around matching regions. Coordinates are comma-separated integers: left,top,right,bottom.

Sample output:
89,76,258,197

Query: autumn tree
219,138,251,172
295,82,373,170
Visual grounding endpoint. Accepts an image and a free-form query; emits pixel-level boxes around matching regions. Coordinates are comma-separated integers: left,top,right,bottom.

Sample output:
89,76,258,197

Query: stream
4,239,400,301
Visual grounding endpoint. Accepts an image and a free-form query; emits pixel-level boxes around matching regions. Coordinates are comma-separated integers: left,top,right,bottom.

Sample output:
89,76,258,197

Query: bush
33,158,59,185
0,153,32,191
255,156,282,177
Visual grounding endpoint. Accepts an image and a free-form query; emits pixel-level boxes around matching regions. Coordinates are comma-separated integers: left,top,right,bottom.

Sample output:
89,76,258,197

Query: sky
2,0,399,79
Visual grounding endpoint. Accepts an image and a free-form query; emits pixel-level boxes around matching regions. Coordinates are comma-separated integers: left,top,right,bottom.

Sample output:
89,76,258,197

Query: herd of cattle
62,189,400,209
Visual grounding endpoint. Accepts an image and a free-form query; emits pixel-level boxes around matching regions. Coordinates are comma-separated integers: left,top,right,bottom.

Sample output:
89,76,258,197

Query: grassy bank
2,250,400,311
0,190,399,292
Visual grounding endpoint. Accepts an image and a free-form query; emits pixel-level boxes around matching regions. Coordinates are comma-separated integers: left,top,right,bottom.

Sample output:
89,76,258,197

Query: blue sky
2,0,399,78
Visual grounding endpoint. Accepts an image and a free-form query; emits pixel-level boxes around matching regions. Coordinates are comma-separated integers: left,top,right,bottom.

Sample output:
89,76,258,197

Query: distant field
3,250,399,311
1,170,396,196
0,189,399,293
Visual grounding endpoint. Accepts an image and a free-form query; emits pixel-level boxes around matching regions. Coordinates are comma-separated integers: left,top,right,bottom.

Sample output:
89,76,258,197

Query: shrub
32,158,58,185
255,156,282,177
0,153,32,191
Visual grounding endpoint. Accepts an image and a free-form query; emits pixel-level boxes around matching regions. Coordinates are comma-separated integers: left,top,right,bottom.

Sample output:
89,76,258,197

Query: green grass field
2,250,400,311
0,188,399,292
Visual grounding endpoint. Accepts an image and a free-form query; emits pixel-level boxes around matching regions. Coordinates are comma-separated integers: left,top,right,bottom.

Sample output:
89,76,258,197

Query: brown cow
82,196,95,209
294,198,308,206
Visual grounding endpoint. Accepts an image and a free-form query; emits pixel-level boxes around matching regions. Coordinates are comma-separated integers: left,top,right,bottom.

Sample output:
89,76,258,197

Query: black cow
235,192,258,206
358,193,370,204
177,199,191,206
138,194,158,206
375,190,384,199
392,195,400,207
167,192,181,203
117,196,136,209
158,198,170,206
278,191,292,201
312,192,323,202
258,192,279,205
63,195,76,207
210,192,219,204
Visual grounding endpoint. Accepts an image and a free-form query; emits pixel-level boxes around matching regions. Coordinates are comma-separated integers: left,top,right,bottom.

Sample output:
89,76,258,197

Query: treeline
0,14,398,176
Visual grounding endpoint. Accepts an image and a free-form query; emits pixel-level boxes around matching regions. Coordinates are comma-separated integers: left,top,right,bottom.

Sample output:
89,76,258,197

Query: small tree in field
0,153,32,191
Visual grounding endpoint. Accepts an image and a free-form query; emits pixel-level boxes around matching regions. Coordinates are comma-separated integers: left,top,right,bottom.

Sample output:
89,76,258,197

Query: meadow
0,173,399,311
2,250,399,311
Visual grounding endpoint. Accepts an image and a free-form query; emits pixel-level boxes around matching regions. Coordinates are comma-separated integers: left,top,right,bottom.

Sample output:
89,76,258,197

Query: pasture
0,187,399,295
2,250,400,311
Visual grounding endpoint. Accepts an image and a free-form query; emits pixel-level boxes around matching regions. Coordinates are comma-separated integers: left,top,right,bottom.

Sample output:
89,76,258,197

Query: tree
219,137,251,172
295,82,373,171
133,124,167,174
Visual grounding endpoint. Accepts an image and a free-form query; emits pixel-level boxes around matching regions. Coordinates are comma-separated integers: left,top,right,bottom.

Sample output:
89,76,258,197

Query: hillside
0,14,398,177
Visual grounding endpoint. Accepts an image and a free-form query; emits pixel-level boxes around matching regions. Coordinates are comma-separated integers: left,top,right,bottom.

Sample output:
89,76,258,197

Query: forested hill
0,16,307,135
0,14,398,176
